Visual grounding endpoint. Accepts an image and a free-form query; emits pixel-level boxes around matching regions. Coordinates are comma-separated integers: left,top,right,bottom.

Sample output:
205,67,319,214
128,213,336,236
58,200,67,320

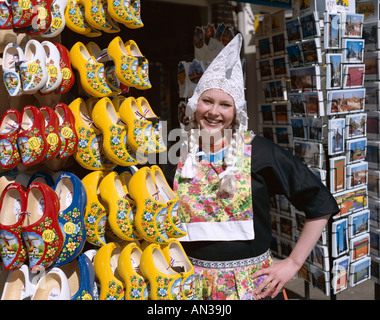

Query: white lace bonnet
185,33,248,130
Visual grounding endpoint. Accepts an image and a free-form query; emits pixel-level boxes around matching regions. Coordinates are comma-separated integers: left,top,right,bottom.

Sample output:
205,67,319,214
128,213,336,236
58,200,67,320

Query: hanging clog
54,43,75,95
42,0,67,37
0,0,13,29
31,267,71,300
0,109,21,169
2,43,23,97
39,106,62,162
40,41,63,94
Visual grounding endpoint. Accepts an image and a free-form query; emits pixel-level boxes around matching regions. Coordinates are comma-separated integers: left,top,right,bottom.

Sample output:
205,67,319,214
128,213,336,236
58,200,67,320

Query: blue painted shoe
60,253,96,300
52,172,87,267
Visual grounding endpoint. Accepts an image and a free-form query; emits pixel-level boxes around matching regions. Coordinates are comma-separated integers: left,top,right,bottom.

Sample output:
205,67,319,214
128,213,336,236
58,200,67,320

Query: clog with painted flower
21,182,64,272
51,172,87,267
54,102,78,159
70,42,113,97
107,0,139,28
2,43,23,97
82,171,108,246
19,40,48,95
42,0,67,37
94,242,125,300
17,105,49,166
69,97,105,170
140,242,182,300
60,252,96,300
0,183,28,270
54,43,75,94
81,0,112,31
64,0,90,34
125,40,151,90
39,41,62,94
11,0,36,29
0,0,13,29
92,97,137,166
0,109,21,169
118,242,148,300
151,165,186,238
126,0,143,29
162,238,195,300
128,166,168,244
39,106,62,162
25,0,52,36
99,171,141,241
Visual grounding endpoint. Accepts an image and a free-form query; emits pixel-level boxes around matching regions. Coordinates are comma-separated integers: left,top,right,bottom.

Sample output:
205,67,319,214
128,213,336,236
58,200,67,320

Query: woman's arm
252,213,331,299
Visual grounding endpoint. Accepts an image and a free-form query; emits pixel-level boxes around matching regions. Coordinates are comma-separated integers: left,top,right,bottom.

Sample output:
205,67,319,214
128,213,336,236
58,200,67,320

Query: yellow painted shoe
119,96,155,154
80,0,112,31
92,97,137,166
107,36,142,88
137,97,166,152
85,41,121,96
126,0,144,29
111,95,126,113
162,239,195,300
104,11,121,33
69,97,106,170
125,40,151,89
118,242,149,300
82,171,108,246
151,165,186,238
64,0,91,34
140,243,182,300
99,171,141,241
94,242,125,300
128,167,169,244
69,42,113,98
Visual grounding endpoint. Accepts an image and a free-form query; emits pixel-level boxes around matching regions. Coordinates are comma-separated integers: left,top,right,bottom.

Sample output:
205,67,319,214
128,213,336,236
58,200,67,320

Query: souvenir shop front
0,0,378,301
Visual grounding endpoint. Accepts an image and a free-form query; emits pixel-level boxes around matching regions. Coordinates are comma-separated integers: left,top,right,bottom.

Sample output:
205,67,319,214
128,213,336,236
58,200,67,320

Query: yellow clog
82,171,108,246
99,171,141,241
151,165,186,238
126,0,143,29
107,0,137,27
162,239,195,300
118,242,149,300
140,243,182,300
125,40,151,89
70,42,113,97
80,0,112,31
94,242,125,300
92,97,137,166
64,0,91,34
128,167,168,244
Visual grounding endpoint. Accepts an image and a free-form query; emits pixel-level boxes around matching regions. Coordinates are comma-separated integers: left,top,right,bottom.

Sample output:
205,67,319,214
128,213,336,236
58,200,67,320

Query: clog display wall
0,0,205,300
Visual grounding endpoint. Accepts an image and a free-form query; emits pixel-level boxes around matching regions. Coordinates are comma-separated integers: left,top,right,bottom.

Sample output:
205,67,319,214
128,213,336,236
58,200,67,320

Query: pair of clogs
129,166,187,244
2,40,73,97
140,239,195,300
107,0,143,29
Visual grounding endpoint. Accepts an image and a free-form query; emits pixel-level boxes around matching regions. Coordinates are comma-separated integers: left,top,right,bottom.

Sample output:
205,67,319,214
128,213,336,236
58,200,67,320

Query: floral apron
174,131,272,300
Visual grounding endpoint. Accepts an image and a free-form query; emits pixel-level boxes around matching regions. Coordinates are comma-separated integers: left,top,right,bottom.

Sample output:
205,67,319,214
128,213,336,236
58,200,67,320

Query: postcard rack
257,0,378,299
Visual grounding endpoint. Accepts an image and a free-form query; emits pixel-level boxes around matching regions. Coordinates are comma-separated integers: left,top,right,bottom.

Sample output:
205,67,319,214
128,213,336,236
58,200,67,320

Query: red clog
0,0,13,29
39,106,62,162
11,0,36,29
17,106,49,166
54,102,78,159
0,183,28,270
54,44,75,95
21,182,64,272
0,109,21,169
26,0,52,35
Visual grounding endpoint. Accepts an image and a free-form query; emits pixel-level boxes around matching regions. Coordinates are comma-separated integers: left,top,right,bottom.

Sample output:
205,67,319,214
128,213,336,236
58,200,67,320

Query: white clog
32,267,71,300
2,43,24,96
40,41,62,94
42,0,67,38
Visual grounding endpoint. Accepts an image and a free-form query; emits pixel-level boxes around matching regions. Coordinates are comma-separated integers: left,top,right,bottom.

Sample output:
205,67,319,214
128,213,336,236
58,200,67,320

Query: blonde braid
219,131,239,195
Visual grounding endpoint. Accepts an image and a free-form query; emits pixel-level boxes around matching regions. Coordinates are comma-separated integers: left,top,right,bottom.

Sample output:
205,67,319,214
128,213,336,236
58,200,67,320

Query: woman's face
195,89,236,135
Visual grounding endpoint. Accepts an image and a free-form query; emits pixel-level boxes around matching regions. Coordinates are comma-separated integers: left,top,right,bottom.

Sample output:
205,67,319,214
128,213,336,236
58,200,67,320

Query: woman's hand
252,257,300,299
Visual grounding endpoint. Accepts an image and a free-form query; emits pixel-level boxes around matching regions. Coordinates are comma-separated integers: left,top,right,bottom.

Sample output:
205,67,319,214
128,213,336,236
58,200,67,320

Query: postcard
367,141,380,169
257,59,273,81
257,37,272,59
324,12,341,49
300,12,320,39
274,103,291,124
301,38,322,65
261,125,275,143
272,32,286,55
362,20,380,51
346,137,367,163
343,64,365,89
328,118,345,155
356,0,379,23
293,140,323,168
371,229,380,256
342,39,364,63
309,264,330,296
331,255,349,294
304,91,324,116
350,232,370,262
349,209,370,238
297,0,317,16
323,0,356,14
367,111,380,139
286,43,303,67
329,156,346,193
327,88,366,115
288,93,305,115
290,117,307,139
280,216,295,240
334,186,368,218
326,53,342,90
364,82,380,110
369,198,380,227
309,117,323,142
346,161,368,189
341,13,364,38
332,218,349,257
286,18,302,43
275,126,292,145
368,169,380,198
272,56,289,79
312,244,329,271
364,51,380,81
271,11,285,34
346,113,367,139
290,65,321,91
350,256,371,287
259,104,274,124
